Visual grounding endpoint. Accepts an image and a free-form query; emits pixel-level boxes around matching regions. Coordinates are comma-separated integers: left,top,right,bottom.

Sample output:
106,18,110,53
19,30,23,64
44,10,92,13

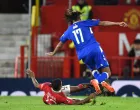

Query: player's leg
92,46,115,92
98,67,114,92
92,70,100,79
91,46,110,83
90,68,114,93
82,55,102,94
70,83,92,93
96,67,111,83
61,84,91,96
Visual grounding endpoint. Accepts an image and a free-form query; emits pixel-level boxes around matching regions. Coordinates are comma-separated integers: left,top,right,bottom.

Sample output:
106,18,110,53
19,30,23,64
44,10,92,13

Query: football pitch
0,96,140,110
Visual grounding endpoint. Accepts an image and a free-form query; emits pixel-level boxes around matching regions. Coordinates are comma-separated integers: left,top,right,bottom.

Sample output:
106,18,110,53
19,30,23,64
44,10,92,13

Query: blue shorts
82,46,109,70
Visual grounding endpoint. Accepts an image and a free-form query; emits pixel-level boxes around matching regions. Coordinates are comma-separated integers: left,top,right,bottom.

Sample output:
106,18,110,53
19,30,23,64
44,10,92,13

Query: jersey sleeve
82,19,100,27
39,82,51,91
60,30,69,43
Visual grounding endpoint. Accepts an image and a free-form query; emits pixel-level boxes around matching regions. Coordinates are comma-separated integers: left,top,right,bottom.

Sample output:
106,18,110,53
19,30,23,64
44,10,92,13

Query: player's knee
106,70,111,77
108,71,111,76
108,68,111,76
101,67,111,77
104,71,111,79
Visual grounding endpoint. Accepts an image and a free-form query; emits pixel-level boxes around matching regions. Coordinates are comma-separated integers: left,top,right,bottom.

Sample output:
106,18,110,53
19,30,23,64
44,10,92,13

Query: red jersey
39,82,74,105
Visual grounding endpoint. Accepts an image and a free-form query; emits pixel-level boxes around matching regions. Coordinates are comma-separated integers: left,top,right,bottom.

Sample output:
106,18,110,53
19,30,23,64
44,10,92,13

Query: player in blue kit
47,9,127,94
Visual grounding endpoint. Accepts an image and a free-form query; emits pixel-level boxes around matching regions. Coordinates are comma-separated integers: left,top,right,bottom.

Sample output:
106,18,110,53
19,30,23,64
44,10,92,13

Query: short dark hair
134,39,140,44
65,9,81,23
51,78,62,91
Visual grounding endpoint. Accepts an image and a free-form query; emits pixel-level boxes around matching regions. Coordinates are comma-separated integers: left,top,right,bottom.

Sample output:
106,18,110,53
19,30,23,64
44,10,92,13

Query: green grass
0,96,140,110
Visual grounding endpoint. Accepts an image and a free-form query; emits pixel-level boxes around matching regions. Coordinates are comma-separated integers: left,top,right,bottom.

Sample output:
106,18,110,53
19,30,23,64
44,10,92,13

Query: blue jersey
60,19,100,60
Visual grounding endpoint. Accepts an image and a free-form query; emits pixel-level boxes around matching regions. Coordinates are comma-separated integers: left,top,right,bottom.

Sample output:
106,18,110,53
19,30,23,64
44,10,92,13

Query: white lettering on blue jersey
90,28,93,34
73,24,78,29
72,28,84,44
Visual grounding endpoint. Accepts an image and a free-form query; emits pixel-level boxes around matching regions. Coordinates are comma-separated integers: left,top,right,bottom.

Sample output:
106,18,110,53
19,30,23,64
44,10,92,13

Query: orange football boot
101,81,115,93
90,79,102,94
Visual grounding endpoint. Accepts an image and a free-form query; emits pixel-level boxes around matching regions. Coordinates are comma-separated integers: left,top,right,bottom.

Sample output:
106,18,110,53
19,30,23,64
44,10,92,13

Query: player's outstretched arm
99,21,128,27
46,41,64,56
26,69,39,88
73,93,97,105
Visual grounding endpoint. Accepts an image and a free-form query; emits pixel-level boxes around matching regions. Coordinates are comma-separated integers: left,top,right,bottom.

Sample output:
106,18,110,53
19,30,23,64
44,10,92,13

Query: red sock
78,84,84,89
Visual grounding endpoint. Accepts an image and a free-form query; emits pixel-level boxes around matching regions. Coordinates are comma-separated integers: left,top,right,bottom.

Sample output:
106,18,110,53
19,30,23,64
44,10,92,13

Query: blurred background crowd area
0,0,140,13
0,0,140,79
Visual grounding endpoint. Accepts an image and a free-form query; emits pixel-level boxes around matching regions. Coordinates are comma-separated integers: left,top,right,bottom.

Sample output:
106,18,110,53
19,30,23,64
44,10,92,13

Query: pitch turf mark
4,101,8,104
91,99,96,105
100,102,106,105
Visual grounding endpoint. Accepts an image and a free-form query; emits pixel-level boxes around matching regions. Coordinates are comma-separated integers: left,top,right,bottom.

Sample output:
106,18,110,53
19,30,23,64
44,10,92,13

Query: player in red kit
39,81,73,105
26,69,96,105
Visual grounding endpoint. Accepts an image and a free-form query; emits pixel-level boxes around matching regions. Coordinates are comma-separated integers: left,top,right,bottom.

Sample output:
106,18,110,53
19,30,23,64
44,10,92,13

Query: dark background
0,0,43,13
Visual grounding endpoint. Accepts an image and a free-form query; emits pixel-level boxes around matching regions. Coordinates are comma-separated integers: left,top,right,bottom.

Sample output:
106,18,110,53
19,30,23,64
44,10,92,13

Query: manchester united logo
124,9,140,30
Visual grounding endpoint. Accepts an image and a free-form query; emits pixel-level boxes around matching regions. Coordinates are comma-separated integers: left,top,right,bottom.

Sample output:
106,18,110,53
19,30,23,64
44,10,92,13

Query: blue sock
92,70,100,79
96,72,109,83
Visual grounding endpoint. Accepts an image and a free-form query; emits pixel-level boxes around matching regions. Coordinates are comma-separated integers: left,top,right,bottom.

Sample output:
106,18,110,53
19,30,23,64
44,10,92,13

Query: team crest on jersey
123,9,140,30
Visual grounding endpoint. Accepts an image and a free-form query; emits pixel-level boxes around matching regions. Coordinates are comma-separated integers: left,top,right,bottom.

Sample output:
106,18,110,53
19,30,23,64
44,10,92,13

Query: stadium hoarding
0,78,140,97
111,80,140,97
94,32,140,56
41,6,140,34
0,78,91,96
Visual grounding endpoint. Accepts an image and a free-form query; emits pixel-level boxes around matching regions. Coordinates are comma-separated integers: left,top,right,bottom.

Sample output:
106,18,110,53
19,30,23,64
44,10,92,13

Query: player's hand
89,93,97,98
45,52,54,56
119,22,128,27
26,69,35,78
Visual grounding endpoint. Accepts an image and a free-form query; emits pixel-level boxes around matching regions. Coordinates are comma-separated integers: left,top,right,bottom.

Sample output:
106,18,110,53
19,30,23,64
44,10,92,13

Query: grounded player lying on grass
26,69,97,105
46,9,128,94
